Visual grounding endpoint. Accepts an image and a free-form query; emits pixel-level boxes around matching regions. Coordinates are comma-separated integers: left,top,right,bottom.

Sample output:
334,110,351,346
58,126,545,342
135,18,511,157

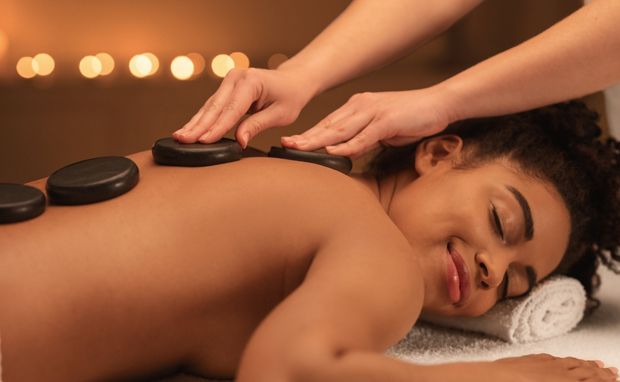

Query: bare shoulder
235,158,424,379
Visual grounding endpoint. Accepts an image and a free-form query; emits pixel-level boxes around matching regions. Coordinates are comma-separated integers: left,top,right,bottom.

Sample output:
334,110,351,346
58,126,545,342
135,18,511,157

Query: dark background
1,0,600,183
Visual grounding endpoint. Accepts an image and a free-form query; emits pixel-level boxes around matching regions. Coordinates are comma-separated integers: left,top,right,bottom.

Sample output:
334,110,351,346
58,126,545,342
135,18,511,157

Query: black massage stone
46,156,139,205
152,137,242,167
267,146,353,174
0,183,46,224
242,146,267,158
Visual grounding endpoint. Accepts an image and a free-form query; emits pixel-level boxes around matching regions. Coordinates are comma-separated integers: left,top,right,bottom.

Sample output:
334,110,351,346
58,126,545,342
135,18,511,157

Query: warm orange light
0,29,8,59
33,53,55,76
211,54,235,78
79,55,102,78
187,53,205,76
96,53,115,75
230,52,250,69
129,54,153,78
143,52,159,75
267,53,288,70
171,56,194,80
16,57,38,79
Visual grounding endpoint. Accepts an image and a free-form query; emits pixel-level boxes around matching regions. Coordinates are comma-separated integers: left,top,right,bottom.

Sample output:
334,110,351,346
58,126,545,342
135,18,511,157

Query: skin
362,135,572,317
173,0,620,158
0,137,615,381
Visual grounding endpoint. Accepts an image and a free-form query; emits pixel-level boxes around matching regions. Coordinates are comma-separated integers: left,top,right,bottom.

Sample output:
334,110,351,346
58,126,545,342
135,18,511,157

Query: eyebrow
505,185,534,241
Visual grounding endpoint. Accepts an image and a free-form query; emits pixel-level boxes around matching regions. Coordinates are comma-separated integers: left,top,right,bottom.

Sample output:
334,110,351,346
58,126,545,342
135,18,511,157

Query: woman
0,102,618,381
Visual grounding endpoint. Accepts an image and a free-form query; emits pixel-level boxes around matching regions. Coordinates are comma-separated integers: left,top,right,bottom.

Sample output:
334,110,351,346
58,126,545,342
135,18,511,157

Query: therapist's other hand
173,68,313,148
281,88,451,158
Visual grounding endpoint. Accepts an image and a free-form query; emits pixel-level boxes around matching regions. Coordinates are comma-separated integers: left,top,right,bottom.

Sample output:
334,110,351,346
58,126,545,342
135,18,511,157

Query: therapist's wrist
276,58,334,100
429,80,470,127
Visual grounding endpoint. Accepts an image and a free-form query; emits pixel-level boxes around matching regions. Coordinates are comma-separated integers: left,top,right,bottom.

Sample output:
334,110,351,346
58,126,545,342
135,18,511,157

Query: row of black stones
1,137,352,224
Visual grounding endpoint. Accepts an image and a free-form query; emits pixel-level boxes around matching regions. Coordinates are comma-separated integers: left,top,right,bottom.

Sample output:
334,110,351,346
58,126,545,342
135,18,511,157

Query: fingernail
595,360,605,367
610,367,618,374
198,131,212,143
242,133,250,148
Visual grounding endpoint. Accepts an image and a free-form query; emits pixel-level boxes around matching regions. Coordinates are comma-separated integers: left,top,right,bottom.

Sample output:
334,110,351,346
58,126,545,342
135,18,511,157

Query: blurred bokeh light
96,53,115,76
143,52,160,75
129,54,153,78
79,55,102,78
16,56,38,79
33,53,55,76
211,53,235,78
0,29,8,59
170,55,194,80
187,53,205,76
230,51,250,69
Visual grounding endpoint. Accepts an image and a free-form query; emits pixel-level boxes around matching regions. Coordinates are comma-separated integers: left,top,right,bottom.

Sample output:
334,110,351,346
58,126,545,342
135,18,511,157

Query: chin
420,304,492,319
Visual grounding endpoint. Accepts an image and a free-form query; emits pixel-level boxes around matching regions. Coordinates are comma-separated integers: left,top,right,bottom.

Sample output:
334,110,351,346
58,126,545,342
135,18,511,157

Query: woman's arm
439,0,620,123
234,206,615,381
235,216,427,381
279,0,483,98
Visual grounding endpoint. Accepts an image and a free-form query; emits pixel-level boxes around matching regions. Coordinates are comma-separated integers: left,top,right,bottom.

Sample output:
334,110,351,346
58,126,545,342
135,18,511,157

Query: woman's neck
349,170,417,217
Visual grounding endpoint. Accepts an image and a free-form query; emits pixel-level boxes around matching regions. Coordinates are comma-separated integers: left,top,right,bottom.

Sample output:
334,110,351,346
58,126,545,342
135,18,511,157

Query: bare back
0,151,404,381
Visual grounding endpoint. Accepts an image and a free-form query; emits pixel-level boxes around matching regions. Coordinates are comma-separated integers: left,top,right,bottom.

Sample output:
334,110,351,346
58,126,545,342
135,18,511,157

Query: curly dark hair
364,100,620,316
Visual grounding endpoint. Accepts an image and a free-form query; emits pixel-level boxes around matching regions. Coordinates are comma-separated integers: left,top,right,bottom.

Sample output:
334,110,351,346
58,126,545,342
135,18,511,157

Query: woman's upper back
0,150,412,380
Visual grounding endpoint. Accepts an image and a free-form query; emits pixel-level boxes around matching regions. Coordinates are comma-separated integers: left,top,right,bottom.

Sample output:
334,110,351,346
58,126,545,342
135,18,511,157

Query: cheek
462,292,498,317
391,184,463,236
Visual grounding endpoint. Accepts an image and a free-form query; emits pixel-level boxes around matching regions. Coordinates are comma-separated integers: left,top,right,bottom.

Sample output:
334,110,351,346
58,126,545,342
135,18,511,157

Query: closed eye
490,203,510,300
491,204,504,241
500,271,509,300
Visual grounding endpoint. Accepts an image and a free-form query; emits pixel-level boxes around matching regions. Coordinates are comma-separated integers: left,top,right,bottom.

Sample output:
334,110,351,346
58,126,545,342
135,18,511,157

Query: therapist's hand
281,88,452,158
173,67,315,148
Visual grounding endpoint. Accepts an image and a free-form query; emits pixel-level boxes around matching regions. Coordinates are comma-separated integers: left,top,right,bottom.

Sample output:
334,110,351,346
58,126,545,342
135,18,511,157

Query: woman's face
388,136,571,317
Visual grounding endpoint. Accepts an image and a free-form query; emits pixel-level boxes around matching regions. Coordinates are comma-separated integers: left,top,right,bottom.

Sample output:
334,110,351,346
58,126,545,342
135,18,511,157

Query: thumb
381,135,423,147
236,106,290,148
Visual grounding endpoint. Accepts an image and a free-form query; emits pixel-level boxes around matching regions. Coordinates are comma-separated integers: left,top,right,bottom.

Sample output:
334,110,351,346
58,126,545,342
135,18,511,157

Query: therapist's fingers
284,111,372,152
282,106,352,147
173,99,210,141
197,80,261,143
381,134,424,147
281,98,354,150
178,107,206,134
324,122,387,159
173,69,242,143
236,104,294,148
174,94,234,143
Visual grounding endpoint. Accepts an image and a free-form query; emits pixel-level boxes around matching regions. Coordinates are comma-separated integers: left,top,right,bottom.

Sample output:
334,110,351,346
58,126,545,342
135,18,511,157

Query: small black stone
46,156,139,205
152,137,242,167
0,183,46,224
267,147,352,174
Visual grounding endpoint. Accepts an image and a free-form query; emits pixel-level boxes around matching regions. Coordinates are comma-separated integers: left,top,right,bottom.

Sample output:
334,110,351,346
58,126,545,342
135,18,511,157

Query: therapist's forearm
278,0,483,98
437,0,620,123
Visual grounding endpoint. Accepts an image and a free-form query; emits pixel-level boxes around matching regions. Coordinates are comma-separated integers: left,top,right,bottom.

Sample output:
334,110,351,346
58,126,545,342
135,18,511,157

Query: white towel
420,276,586,343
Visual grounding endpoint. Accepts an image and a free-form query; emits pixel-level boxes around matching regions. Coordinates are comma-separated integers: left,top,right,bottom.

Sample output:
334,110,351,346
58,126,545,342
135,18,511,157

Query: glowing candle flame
171,55,194,80
211,54,235,78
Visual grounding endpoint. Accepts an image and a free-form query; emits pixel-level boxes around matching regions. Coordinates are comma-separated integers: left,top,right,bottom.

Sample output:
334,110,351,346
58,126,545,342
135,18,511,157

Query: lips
446,243,471,306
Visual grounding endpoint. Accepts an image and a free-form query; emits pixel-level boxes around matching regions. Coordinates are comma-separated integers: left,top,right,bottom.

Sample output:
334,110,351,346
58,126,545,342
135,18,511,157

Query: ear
414,135,463,175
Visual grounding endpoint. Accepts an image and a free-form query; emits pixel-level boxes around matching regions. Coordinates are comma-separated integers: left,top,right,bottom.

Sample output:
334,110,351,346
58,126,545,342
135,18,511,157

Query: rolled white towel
420,276,586,343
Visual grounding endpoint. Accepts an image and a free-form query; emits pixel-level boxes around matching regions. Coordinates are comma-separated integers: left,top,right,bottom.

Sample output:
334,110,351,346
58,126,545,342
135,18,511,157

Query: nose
475,251,508,289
